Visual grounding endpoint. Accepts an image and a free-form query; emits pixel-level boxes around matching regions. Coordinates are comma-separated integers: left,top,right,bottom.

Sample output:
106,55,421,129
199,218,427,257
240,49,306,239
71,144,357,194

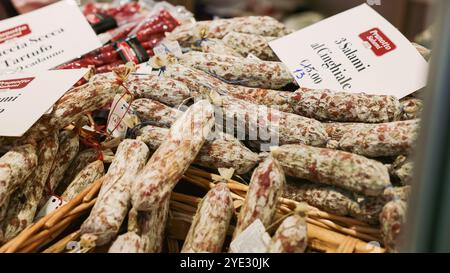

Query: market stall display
0,1,432,254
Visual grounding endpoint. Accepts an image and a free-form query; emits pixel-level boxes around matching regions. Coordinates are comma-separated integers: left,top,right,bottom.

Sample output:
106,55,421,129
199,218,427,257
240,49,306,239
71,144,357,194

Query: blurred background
0,0,435,41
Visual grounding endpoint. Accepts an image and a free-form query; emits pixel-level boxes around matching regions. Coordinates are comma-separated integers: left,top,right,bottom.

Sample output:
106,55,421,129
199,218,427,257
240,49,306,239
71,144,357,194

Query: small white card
229,219,271,253
153,40,183,58
35,195,68,221
0,0,101,74
269,4,428,98
106,94,134,139
0,69,88,137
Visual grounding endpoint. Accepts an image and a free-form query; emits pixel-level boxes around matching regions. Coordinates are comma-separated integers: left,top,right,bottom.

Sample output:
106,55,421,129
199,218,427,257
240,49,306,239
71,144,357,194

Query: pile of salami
0,8,431,253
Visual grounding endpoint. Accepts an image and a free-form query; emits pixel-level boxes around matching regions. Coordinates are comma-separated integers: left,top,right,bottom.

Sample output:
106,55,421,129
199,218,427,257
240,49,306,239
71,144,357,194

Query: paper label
269,4,428,98
153,40,183,57
0,0,101,74
0,69,88,137
106,94,133,139
35,196,67,221
229,219,271,253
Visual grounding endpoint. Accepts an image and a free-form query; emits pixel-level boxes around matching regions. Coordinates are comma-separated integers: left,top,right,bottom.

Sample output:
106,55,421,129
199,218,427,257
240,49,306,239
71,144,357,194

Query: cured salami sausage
0,144,38,209
268,214,307,253
338,119,420,157
60,160,105,201
179,52,295,90
233,156,285,238
290,88,402,123
108,232,145,253
283,182,385,225
379,199,407,252
136,125,260,175
44,130,80,197
131,98,181,128
132,100,215,211
222,32,277,61
213,95,328,148
181,183,233,253
56,148,98,195
1,133,58,242
271,144,391,196
81,139,150,246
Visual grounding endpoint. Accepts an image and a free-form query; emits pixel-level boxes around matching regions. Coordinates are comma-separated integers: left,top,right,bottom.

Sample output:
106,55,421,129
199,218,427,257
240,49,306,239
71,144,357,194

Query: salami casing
132,100,215,211
81,140,150,245
271,144,391,196
181,183,233,253
269,214,307,253
0,144,38,209
233,156,285,238
1,133,58,242
290,88,402,123
61,160,105,201
179,52,295,90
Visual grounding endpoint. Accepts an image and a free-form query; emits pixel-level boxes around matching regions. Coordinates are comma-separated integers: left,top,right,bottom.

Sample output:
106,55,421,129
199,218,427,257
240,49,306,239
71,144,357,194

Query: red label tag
359,28,396,56
116,41,139,63
0,77,34,90
0,24,31,44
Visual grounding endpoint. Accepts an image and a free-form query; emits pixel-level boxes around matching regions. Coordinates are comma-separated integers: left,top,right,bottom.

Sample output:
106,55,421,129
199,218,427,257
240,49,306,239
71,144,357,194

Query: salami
400,97,423,120
389,155,414,185
181,183,233,253
338,119,420,157
379,199,407,252
136,125,259,175
130,197,171,253
194,38,242,57
290,88,402,123
60,160,105,201
383,186,411,202
132,100,215,211
227,16,291,37
226,87,294,114
108,232,145,253
166,16,289,47
131,98,181,128
164,63,229,97
1,133,58,242
81,139,150,246
222,32,277,61
268,214,307,253
56,148,98,195
0,144,38,209
44,130,80,195
233,156,285,238
213,94,328,148
283,182,385,224
271,144,391,196
179,51,295,90
125,74,193,107
324,122,370,142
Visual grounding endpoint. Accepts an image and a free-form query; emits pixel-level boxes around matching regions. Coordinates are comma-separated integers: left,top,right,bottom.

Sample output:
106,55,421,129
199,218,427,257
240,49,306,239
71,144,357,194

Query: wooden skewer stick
45,177,104,229
42,230,81,253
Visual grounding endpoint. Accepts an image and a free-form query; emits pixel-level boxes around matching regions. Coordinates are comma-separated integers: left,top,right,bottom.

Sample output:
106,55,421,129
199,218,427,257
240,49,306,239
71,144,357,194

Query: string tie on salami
107,63,139,138
149,53,176,76
192,25,210,49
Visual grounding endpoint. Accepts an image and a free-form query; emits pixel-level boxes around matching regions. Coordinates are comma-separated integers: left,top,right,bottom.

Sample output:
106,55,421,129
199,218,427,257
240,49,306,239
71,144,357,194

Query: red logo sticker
0,24,31,44
0,77,35,90
359,28,396,56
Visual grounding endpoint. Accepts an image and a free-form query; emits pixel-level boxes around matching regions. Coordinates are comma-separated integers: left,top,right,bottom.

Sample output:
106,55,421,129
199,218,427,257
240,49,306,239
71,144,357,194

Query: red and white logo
0,77,35,90
359,28,396,56
0,24,31,44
